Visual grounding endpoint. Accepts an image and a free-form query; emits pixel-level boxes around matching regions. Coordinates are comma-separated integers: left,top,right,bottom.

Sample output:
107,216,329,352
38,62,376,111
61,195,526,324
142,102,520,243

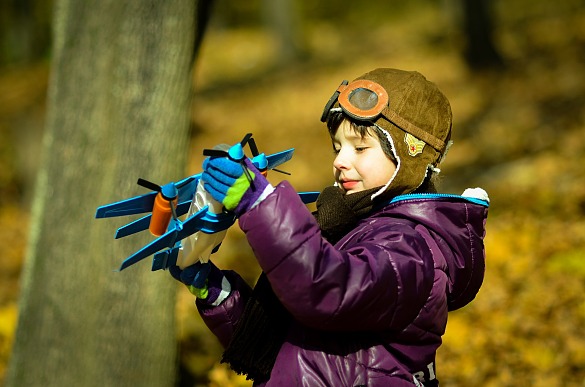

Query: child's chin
344,188,363,195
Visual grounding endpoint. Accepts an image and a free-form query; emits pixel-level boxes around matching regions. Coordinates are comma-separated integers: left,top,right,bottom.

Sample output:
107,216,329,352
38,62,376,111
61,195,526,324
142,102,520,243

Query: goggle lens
347,87,379,111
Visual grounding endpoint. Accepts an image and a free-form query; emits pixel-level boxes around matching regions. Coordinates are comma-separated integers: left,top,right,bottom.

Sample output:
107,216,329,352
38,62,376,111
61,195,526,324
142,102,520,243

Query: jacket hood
376,191,489,311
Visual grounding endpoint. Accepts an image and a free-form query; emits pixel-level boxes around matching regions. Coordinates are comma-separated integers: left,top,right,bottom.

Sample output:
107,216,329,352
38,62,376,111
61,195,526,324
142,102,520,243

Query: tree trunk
0,0,53,66
461,0,504,69
261,0,306,64
6,1,196,386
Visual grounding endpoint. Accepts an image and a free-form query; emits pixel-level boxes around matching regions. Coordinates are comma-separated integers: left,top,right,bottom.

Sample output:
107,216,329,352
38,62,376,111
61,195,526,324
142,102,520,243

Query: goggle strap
336,83,349,93
320,80,349,122
383,109,446,154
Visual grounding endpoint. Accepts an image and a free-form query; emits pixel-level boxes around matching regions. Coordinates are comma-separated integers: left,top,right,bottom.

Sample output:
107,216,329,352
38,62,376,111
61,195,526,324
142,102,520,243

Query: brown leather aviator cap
322,68,453,197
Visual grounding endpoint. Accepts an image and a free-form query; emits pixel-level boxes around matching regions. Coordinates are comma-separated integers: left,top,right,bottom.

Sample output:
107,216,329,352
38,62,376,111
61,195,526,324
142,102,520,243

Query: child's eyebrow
350,132,378,144
344,131,368,141
333,128,377,143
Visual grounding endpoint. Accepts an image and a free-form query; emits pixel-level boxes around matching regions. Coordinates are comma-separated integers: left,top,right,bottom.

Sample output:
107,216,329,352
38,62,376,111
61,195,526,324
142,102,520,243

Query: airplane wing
265,148,294,170
95,175,199,219
96,147,293,220
95,191,157,218
117,206,237,271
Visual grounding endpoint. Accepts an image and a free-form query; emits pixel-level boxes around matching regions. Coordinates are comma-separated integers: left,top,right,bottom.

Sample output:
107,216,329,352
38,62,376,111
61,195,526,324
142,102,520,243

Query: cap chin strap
371,124,400,200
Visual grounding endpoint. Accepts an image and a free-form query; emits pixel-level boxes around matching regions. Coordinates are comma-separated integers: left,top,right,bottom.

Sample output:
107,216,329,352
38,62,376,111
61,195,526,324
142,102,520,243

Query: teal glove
202,143,271,216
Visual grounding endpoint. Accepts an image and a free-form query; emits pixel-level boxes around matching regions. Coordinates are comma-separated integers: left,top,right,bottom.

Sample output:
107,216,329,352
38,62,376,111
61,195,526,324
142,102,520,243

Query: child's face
332,120,397,195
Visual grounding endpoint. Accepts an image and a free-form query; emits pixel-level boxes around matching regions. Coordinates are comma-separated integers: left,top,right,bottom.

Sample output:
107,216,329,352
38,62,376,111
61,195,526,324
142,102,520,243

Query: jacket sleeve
238,181,435,333
196,270,253,348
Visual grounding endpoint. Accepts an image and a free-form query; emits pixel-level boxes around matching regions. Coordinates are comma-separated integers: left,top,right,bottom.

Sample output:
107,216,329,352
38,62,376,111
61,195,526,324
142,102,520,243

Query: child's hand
169,261,230,306
202,146,271,217
169,261,212,299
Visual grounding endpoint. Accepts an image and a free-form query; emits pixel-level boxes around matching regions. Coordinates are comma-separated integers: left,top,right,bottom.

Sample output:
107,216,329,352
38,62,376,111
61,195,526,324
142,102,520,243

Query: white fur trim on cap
371,123,400,200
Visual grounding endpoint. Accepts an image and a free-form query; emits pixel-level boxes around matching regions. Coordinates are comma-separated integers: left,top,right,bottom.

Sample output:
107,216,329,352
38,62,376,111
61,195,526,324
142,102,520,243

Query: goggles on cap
320,80,389,123
320,79,447,154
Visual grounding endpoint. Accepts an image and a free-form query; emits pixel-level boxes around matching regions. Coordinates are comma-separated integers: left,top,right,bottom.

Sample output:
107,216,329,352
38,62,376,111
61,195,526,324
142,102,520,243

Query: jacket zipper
389,193,490,207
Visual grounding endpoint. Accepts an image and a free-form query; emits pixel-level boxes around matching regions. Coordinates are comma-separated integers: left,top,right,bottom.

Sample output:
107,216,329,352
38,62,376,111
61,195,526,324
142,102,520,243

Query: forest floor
1,1,585,386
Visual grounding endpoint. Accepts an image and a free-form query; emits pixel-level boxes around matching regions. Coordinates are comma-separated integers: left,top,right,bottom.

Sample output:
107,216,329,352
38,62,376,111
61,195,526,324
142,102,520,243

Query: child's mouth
341,180,359,190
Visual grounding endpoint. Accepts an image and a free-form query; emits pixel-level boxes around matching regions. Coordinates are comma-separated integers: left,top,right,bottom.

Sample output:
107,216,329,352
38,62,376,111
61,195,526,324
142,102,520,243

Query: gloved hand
170,261,231,305
202,145,271,217
169,261,212,299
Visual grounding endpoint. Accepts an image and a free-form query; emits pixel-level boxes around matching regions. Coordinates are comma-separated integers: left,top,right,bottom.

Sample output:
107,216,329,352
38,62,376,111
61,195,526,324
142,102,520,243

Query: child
170,67,489,386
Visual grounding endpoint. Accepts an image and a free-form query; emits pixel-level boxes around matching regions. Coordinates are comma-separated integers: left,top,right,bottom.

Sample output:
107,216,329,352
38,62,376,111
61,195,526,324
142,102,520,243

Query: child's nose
333,151,349,170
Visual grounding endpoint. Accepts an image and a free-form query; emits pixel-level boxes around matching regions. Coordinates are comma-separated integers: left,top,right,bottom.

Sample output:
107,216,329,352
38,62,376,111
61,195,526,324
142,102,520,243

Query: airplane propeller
202,133,290,182
135,177,195,236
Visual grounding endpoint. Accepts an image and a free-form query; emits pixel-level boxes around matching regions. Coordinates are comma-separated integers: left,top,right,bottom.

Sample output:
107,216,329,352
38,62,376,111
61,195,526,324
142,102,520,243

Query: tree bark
6,1,195,386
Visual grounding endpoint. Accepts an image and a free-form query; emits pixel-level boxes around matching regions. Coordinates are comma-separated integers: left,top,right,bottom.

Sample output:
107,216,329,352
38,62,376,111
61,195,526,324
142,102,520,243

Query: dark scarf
314,185,382,244
221,186,383,382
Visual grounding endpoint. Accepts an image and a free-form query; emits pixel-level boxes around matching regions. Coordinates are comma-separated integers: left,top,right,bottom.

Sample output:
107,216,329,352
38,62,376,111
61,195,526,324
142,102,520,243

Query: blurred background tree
0,0,51,66
4,0,198,386
1,0,585,386
459,0,504,69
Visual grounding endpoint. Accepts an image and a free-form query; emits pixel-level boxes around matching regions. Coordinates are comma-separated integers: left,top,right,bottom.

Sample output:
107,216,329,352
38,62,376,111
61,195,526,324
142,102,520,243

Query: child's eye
355,146,367,153
333,148,340,155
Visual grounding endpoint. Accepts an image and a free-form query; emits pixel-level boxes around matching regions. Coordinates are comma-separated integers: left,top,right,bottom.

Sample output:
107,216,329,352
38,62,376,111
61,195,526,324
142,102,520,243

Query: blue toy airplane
96,133,320,272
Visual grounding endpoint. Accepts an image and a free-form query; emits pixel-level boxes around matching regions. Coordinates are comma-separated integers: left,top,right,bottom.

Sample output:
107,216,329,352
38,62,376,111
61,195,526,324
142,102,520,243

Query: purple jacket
198,181,488,386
